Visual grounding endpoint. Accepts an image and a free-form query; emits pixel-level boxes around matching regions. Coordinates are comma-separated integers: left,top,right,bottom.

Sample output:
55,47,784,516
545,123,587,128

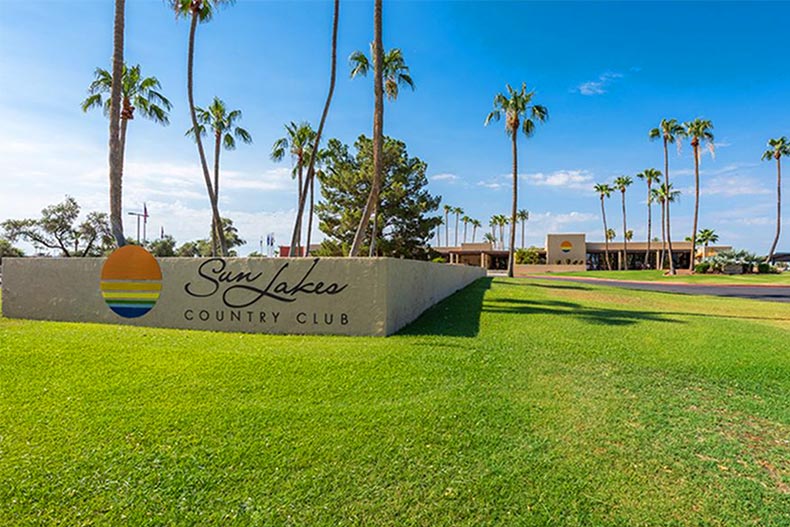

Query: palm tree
517,209,529,248
443,205,452,247
762,137,790,262
453,207,464,246
594,183,614,270
107,0,126,247
351,47,413,256
349,0,386,257
489,215,497,244
684,118,715,270
462,215,471,243
696,228,719,261
290,0,339,259
171,0,234,256
485,83,548,277
636,168,662,268
613,176,633,270
271,121,317,254
350,47,414,101
625,230,634,242
483,232,497,245
83,64,172,247
650,183,681,269
649,119,686,274
471,219,482,242
606,228,616,242
187,97,251,256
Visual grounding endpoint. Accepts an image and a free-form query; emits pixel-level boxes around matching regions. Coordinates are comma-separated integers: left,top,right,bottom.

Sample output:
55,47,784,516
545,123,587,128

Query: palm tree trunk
473,225,477,242
368,203,379,257
521,219,525,249
621,191,628,270
187,11,227,256
768,157,782,262
663,138,675,274
349,0,383,257
445,212,450,246
601,197,611,271
297,157,303,255
454,214,459,246
660,202,666,269
508,133,518,278
108,0,126,247
690,143,700,270
306,172,315,256
211,131,221,257
289,0,339,259
463,222,468,243
646,183,652,269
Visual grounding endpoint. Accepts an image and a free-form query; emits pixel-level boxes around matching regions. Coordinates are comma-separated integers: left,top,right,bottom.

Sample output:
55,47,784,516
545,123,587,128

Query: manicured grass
546,269,790,285
2,279,790,525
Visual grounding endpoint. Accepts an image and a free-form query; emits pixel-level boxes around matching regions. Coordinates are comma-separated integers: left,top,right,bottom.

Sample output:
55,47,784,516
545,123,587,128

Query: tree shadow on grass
484,298,685,326
397,277,492,337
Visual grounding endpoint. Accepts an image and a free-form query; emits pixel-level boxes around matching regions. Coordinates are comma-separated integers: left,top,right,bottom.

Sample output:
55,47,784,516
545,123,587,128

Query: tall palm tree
349,47,414,101
489,215,497,244
684,118,715,269
453,207,464,246
636,168,662,268
171,0,234,256
83,64,171,246
271,121,317,254
462,215,471,243
485,83,548,277
649,118,685,274
517,209,529,248
443,205,452,247
107,0,126,247
613,176,633,270
350,0,385,257
290,0,339,259
696,228,719,261
471,219,481,242
594,183,614,270
187,97,251,256
650,183,681,269
762,137,790,262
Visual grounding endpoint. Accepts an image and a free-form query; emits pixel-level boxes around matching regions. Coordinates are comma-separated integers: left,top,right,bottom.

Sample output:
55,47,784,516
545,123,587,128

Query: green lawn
544,269,790,285
2,279,790,526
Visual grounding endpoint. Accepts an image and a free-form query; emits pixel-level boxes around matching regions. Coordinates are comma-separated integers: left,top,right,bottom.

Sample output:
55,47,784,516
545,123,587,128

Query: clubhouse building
435,233,731,271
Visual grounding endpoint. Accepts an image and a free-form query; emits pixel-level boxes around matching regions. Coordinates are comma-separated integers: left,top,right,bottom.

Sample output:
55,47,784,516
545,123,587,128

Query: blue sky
1,1,789,255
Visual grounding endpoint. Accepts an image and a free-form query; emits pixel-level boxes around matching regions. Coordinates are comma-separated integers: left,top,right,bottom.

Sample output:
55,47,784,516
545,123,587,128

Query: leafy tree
485,83,548,277
0,238,24,264
613,176,633,269
146,235,177,257
762,137,790,262
176,240,202,257
2,197,112,257
636,168,662,268
187,96,252,255
594,183,614,270
315,135,441,259
170,0,235,256
515,246,540,265
684,118,715,269
649,119,686,274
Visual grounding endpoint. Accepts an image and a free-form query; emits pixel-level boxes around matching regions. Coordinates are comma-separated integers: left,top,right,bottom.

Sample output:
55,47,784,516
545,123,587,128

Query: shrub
515,247,540,265
431,256,446,264
757,262,775,274
694,262,710,274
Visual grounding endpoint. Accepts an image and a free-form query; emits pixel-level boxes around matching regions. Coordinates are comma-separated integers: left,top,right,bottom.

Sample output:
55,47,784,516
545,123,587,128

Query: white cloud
522,169,595,191
430,173,460,182
575,72,624,96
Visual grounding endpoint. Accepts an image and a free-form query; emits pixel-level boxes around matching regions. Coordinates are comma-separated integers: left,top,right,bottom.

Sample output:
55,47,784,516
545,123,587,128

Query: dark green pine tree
315,135,441,259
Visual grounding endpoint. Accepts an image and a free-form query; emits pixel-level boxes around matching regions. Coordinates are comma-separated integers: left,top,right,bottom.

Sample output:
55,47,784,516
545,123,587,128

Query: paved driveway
528,276,790,303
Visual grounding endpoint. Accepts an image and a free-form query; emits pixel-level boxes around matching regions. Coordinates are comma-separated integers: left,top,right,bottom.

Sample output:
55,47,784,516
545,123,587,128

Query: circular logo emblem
560,241,573,253
100,245,162,318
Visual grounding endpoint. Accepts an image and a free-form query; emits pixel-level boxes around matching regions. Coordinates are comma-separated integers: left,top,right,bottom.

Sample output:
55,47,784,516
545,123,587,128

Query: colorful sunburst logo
560,241,573,253
100,245,162,318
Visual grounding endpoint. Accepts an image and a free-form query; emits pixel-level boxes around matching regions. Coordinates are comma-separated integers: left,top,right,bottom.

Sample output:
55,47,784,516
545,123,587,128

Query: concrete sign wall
1,256,484,336
546,233,587,265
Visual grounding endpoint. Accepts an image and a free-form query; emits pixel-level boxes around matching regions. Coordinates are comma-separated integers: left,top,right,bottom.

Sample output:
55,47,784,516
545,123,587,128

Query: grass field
544,269,790,285
2,279,790,526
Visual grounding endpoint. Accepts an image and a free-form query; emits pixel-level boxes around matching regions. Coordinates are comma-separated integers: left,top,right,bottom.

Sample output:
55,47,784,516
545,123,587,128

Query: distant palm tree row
435,207,530,251
596,117,787,271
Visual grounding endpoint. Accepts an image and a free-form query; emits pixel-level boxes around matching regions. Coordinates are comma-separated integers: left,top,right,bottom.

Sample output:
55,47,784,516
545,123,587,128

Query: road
526,275,790,303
